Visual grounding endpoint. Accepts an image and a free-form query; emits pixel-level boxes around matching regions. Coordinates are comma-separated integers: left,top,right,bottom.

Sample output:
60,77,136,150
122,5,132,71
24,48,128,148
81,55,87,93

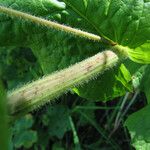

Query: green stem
0,6,131,56
69,116,81,149
114,92,130,128
0,5,101,42
112,45,129,58
7,51,118,117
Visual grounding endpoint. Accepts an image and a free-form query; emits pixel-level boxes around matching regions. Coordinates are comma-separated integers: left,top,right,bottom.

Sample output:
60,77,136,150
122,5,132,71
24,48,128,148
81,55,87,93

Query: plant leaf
127,41,150,64
13,114,37,149
41,105,71,139
13,130,37,149
125,104,150,150
63,0,150,63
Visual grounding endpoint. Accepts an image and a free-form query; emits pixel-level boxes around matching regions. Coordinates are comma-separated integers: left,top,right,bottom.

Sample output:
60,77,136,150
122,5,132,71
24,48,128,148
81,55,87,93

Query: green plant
0,0,150,149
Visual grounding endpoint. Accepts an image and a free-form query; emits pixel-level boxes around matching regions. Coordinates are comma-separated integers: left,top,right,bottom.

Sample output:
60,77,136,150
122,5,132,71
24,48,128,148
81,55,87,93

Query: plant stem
118,90,139,123
69,116,81,149
114,92,130,128
0,6,131,55
109,90,139,137
0,5,101,42
78,110,120,150
7,51,119,117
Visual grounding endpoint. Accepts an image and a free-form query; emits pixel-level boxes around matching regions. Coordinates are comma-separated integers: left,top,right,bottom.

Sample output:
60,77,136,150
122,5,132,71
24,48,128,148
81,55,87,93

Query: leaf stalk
7,51,119,117
0,5,102,42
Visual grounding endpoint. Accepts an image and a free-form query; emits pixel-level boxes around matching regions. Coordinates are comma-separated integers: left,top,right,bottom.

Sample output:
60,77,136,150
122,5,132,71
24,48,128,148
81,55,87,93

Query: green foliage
41,105,71,139
125,104,150,150
0,0,150,150
0,47,42,90
12,114,37,149
63,0,150,63
0,0,149,102
0,0,134,101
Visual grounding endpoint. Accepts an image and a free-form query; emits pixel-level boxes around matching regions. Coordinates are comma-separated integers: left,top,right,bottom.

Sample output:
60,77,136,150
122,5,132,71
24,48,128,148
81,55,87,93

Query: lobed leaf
63,0,150,63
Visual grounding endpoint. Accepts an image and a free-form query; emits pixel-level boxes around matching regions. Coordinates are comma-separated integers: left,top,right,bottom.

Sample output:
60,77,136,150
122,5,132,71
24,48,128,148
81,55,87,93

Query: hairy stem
7,51,118,117
0,5,101,42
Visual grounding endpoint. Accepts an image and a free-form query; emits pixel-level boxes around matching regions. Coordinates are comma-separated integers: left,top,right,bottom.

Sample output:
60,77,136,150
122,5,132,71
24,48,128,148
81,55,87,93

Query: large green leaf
63,0,150,63
125,104,150,150
63,0,150,46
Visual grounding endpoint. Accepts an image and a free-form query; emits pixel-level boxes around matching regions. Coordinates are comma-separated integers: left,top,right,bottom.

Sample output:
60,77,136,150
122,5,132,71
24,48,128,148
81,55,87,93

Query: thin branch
69,116,81,149
109,90,139,137
114,92,130,128
118,90,139,123
0,5,102,42
0,6,131,55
